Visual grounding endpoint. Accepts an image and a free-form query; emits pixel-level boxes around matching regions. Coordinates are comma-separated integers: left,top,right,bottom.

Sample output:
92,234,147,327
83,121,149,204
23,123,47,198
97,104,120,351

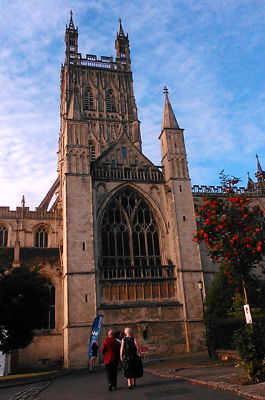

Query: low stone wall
14,333,63,371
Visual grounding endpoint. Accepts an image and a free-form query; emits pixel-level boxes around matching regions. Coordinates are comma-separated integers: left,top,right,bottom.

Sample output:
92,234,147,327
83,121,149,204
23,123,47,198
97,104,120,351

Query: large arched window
83,89,94,111
0,225,8,247
106,89,116,112
101,188,161,268
35,227,48,248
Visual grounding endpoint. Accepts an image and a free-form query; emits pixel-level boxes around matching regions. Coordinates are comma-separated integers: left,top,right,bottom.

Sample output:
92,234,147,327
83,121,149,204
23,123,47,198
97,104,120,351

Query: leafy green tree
0,265,50,353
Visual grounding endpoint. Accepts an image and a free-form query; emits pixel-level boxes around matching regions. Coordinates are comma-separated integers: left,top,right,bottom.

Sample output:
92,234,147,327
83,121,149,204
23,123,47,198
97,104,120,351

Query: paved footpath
145,364,265,400
0,367,246,400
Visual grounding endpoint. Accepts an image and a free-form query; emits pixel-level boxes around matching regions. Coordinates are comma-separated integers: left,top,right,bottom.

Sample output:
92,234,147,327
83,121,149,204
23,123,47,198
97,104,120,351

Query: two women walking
101,327,143,391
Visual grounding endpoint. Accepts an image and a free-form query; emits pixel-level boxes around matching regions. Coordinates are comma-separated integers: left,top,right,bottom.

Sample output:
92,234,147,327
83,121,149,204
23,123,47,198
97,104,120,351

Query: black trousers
105,362,118,388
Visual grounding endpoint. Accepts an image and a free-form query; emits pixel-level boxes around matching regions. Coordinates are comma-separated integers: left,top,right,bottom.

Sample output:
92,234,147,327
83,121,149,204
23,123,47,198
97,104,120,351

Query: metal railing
69,54,124,70
92,164,164,182
99,265,175,282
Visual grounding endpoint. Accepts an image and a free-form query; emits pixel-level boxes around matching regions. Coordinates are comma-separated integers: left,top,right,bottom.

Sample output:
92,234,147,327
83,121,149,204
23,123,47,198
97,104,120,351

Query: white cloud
0,0,264,208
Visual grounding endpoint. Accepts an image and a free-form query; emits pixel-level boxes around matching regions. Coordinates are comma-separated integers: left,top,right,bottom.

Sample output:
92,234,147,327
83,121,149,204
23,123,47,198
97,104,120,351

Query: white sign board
0,352,10,376
0,352,6,376
244,304,253,324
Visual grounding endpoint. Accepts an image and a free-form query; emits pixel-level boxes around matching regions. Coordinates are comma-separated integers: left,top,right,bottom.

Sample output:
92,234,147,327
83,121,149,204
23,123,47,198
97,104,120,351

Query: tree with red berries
194,171,265,294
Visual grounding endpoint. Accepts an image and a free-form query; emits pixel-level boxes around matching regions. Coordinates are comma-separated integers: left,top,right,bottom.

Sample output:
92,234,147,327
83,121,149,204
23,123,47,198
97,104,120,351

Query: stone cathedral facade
1,15,264,370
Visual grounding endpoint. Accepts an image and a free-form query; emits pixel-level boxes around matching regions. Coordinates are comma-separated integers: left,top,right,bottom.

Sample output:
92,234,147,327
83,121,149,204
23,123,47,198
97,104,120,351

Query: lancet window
119,44,126,58
45,284,55,329
83,89,94,111
0,225,8,247
89,140,96,161
37,284,55,330
101,187,161,268
35,227,48,248
106,89,116,112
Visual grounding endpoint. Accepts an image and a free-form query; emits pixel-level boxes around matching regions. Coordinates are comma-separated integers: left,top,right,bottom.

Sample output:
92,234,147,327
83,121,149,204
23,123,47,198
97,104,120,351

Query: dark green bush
233,322,265,383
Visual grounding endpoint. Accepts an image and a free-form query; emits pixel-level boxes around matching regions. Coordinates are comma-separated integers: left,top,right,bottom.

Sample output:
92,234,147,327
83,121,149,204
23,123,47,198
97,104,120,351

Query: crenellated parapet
67,53,128,70
0,206,62,220
192,185,265,197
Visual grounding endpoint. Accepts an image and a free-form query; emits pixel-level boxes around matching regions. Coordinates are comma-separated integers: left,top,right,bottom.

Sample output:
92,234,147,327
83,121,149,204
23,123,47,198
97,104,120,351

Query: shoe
128,385,133,390
133,383,136,388
108,385,112,391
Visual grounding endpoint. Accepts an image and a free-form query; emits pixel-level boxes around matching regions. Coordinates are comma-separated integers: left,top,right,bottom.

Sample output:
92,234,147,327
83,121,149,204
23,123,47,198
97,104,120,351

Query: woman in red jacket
101,330,121,391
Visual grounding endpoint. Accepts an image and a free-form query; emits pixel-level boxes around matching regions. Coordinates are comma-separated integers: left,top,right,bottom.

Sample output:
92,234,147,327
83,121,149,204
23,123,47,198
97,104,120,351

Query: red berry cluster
194,193,265,284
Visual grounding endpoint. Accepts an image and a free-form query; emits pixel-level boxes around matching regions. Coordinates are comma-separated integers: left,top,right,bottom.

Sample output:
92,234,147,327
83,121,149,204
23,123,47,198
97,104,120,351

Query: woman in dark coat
120,327,143,389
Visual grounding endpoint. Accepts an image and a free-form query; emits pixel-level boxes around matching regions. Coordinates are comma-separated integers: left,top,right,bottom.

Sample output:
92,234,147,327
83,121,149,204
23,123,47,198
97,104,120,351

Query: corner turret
115,18,131,69
65,11,79,64
159,87,189,181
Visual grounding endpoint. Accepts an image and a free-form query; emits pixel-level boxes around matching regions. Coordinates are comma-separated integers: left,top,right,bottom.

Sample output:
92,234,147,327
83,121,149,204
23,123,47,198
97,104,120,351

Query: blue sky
0,0,264,209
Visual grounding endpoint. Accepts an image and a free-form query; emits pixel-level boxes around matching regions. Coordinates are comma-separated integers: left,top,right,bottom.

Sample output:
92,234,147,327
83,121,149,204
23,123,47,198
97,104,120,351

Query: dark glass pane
133,232,139,256
109,232,115,256
101,232,108,254
153,232,160,255
50,307,55,329
50,285,55,305
122,147,127,159
139,232,146,256
123,230,130,255
0,227,7,247
44,232,48,247
116,232,123,256
134,256,140,266
147,231,153,255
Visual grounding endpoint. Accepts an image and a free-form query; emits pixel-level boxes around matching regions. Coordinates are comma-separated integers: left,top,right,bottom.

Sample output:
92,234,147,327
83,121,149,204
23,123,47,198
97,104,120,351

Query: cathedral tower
58,14,205,367
58,14,144,368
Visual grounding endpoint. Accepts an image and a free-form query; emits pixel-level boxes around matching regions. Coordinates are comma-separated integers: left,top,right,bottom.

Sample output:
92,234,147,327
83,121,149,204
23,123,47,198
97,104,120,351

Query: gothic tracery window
83,89,94,111
0,225,8,247
35,227,48,248
106,89,116,112
101,188,161,268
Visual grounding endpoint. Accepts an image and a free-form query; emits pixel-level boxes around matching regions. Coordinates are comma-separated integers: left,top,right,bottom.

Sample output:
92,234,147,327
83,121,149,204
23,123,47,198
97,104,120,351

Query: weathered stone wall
0,211,62,249
99,304,187,356
16,333,63,371
62,174,97,368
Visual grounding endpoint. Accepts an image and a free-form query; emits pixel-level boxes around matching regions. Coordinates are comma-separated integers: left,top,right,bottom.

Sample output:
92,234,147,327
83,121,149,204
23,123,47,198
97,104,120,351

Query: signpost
244,304,253,324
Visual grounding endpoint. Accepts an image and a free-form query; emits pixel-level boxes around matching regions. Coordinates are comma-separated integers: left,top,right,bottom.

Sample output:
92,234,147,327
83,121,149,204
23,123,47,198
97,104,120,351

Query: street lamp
197,279,211,357
197,279,205,318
